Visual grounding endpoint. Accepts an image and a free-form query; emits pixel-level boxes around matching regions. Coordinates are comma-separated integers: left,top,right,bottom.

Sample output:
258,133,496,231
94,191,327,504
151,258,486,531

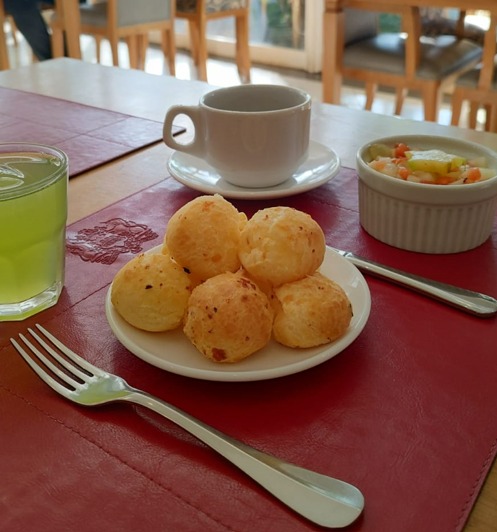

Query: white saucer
167,140,341,200
105,246,371,382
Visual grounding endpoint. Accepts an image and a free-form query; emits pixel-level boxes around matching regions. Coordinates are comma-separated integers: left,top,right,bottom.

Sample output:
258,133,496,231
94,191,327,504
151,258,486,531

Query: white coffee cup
163,84,311,188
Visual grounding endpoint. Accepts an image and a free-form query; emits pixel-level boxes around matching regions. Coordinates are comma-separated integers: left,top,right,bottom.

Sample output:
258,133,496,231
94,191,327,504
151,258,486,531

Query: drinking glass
0,143,68,321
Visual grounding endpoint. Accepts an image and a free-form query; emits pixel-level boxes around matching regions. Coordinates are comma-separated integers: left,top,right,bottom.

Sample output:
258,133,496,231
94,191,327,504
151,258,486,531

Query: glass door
175,0,323,74
248,0,322,72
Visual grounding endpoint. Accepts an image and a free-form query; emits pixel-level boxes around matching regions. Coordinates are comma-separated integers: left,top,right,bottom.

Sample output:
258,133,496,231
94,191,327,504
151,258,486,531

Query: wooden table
2,57,495,223
0,59,496,531
0,58,211,222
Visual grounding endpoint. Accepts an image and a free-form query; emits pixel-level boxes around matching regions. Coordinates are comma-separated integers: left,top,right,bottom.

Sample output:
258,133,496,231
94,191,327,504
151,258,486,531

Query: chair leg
188,20,199,65
51,25,65,58
482,103,493,131
394,87,407,116
0,12,9,70
194,18,208,81
136,33,148,70
95,35,102,63
487,105,497,133
364,82,377,111
421,87,441,122
468,102,479,129
235,13,251,83
450,92,464,126
161,28,176,76
125,35,138,69
110,37,119,67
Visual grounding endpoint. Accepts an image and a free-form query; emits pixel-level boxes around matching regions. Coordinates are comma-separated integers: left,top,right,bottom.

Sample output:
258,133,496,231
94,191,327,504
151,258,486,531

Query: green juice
0,146,68,321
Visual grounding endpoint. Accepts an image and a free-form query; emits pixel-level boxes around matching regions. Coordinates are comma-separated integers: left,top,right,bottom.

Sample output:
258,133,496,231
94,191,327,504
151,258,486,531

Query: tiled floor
4,26,467,129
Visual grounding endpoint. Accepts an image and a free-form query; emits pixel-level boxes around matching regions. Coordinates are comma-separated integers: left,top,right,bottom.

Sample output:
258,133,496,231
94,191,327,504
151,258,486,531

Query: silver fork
11,324,364,529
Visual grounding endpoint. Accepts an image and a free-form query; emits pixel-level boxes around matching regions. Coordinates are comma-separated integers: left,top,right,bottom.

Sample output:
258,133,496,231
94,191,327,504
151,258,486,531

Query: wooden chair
0,1,11,69
323,4,483,122
51,0,176,73
451,13,497,131
175,0,250,83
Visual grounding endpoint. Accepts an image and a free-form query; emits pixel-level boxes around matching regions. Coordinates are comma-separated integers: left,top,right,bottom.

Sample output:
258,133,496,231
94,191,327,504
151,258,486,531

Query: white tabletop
2,59,496,170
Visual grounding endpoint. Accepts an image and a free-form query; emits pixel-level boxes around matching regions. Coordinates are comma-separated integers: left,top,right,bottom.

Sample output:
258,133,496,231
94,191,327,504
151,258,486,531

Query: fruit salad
367,142,496,185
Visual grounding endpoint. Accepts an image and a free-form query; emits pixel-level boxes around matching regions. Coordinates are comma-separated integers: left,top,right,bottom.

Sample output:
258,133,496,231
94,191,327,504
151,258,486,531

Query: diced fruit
368,143,393,160
405,149,466,174
436,175,459,185
367,142,495,185
463,167,482,183
394,143,410,158
480,168,497,180
468,156,487,167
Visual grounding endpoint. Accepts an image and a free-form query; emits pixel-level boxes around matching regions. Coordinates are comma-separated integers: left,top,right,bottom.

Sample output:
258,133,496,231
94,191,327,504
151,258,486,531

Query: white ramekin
356,135,497,254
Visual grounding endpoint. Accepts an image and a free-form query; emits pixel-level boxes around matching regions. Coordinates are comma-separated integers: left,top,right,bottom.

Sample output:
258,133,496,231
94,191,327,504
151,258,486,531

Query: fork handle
124,390,364,528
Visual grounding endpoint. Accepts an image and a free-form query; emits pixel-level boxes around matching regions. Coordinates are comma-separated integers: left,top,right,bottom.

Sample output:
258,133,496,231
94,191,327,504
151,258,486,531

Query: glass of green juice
0,143,68,321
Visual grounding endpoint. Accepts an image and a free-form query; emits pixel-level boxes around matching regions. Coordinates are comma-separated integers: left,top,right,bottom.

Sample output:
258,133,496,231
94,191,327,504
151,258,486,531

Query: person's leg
4,0,54,61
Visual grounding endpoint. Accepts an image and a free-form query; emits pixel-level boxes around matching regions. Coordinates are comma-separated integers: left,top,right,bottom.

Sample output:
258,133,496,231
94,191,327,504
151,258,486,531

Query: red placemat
1,169,497,531
0,87,184,177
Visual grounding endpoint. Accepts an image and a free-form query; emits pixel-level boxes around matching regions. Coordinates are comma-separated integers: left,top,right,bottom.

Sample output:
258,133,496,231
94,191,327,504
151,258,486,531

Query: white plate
105,247,371,382
167,140,341,200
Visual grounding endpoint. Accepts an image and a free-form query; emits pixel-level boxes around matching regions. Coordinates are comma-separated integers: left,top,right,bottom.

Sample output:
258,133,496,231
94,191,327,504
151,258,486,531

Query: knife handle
346,254,497,317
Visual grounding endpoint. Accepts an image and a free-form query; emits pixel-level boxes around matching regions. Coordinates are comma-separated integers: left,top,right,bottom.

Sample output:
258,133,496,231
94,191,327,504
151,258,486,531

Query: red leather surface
0,87,184,177
1,168,497,531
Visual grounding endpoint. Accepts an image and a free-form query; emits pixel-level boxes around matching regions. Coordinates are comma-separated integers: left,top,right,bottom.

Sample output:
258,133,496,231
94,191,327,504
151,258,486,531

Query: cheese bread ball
161,243,203,289
238,206,325,287
183,271,274,363
111,252,192,332
165,194,247,282
272,272,352,348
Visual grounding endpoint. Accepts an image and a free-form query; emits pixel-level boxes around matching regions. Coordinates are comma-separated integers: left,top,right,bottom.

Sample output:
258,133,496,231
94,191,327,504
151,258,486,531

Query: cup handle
163,105,205,158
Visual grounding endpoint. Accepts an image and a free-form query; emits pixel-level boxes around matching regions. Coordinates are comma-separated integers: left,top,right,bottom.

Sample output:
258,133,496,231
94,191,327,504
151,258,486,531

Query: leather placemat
1,169,496,531
0,87,184,178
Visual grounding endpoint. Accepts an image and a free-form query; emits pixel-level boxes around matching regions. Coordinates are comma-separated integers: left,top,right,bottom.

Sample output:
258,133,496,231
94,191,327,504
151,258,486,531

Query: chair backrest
344,9,378,45
343,3,420,79
115,0,173,27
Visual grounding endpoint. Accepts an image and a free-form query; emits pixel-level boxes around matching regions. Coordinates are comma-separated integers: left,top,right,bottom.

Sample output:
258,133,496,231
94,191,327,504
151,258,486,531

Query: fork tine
10,337,75,400
26,328,89,382
35,324,105,377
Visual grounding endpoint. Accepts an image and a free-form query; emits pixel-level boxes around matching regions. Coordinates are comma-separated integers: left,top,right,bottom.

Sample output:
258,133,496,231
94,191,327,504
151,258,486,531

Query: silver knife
332,248,497,317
